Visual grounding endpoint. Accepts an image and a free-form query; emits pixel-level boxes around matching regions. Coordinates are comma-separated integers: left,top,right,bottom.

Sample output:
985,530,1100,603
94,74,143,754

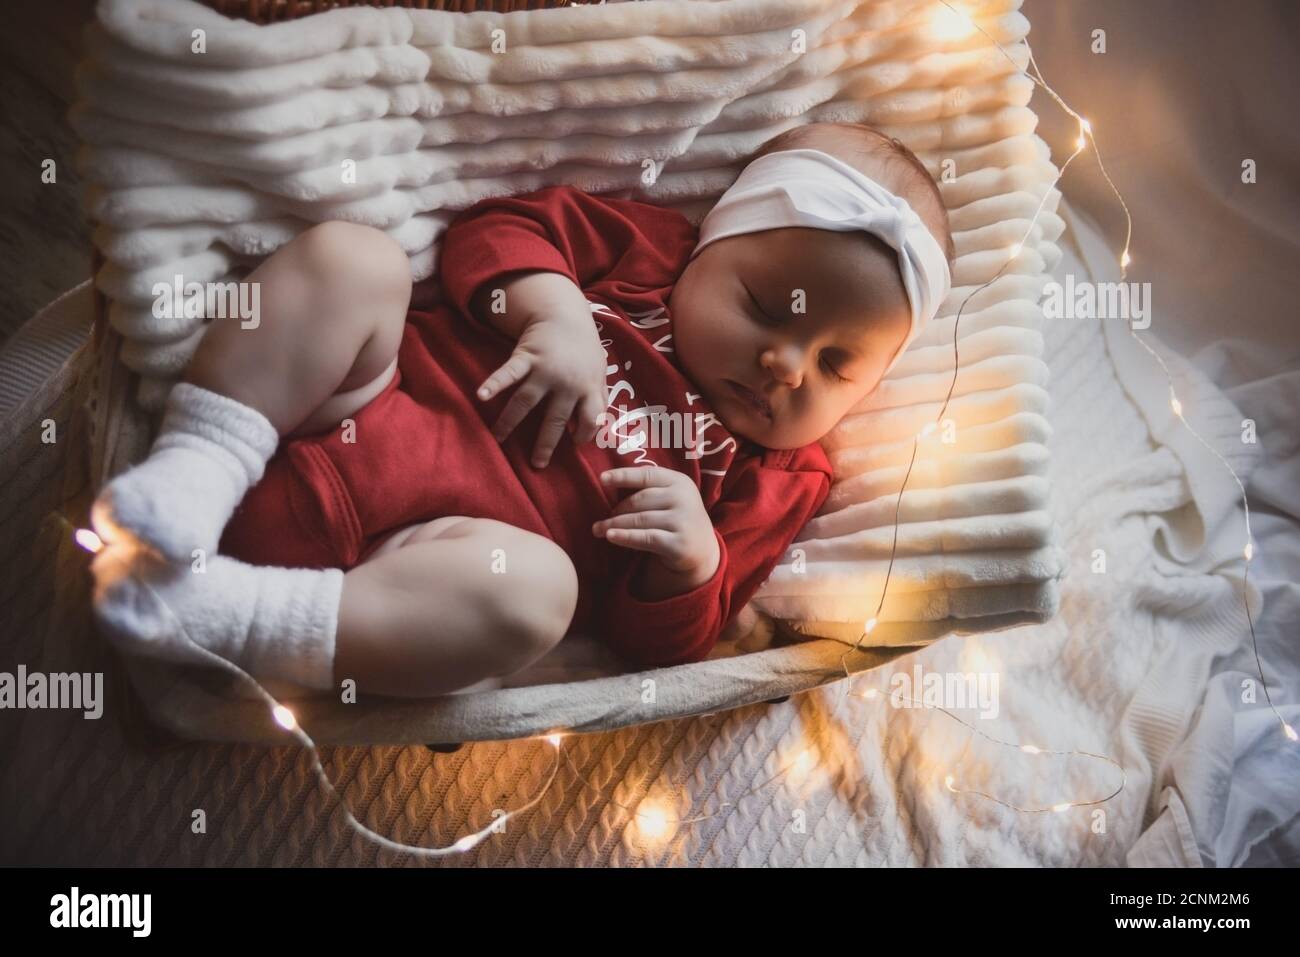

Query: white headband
690,147,951,374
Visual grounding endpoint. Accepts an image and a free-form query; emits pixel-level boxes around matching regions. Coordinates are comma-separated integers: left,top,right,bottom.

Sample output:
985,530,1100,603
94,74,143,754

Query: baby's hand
475,272,607,468
594,467,721,594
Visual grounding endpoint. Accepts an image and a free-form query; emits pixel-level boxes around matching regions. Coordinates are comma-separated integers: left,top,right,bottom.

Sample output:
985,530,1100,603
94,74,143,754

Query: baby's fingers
477,353,533,402
592,510,675,537
574,389,605,446
491,382,546,444
600,467,678,490
530,394,577,469
599,526,675,556
606,487,674,517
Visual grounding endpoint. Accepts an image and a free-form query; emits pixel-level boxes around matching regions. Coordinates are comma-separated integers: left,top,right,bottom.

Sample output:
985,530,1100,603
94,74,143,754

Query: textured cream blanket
72,0,1065,643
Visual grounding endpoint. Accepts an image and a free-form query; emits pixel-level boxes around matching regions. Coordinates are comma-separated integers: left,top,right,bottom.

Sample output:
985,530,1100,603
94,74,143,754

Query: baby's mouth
724,379,773,420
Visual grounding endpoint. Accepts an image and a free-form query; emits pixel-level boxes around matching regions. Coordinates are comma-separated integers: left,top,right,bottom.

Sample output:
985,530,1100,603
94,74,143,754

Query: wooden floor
0,1,97,348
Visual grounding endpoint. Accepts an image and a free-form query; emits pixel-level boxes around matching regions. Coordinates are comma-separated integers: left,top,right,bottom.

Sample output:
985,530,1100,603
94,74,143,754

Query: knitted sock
92,382,281,563
91,549,343,691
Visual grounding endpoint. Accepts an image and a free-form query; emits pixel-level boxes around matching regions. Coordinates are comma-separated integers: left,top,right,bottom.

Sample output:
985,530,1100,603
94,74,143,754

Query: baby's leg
91,517,578,695
335,518,580,697
93,222,412,561
186,220,411,436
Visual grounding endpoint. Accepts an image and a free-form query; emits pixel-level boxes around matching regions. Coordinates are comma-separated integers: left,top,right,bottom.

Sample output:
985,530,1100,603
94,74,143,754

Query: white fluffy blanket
72,0,1064,643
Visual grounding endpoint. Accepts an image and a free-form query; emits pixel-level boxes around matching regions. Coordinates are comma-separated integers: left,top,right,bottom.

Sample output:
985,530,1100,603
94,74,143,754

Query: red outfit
221,185,832,667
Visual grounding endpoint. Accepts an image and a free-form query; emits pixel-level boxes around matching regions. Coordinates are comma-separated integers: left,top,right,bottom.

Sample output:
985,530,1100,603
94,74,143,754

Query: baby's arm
467,269,582,339
438,185,687,468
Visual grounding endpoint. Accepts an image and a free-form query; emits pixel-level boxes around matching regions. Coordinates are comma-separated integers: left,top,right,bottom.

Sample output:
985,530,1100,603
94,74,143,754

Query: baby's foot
89,546,215,668
90,543,343,690
92,445,243,563
92,382,280,562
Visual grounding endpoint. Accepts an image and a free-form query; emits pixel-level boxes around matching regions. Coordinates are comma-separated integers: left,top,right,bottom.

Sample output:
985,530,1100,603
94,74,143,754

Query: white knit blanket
73,0,1064,642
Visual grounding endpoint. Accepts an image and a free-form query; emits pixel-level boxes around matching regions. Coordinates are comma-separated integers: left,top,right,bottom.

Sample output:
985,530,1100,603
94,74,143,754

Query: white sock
92,382,280,563
91,549,343,691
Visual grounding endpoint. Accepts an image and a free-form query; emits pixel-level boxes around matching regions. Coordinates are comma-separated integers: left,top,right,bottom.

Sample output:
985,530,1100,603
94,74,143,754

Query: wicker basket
79,0,915,746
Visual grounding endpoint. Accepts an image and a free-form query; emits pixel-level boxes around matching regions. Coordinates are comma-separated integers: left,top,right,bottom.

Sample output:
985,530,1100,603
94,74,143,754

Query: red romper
220,185,833,667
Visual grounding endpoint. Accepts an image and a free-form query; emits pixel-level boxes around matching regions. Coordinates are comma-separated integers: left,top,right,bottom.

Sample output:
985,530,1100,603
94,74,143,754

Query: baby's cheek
814,392,860,437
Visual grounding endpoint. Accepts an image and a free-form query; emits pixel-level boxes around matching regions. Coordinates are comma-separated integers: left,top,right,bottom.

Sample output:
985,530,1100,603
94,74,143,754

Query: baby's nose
761,347,804,388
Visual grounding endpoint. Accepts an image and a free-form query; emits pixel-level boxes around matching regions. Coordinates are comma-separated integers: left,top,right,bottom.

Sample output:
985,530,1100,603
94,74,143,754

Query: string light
74,528,104,553
272,704,297,731
634,802,672,841
57,0,1290,860
935,0,1294,746
65,0,1122,848
65,0,1123,847
928,3,976,41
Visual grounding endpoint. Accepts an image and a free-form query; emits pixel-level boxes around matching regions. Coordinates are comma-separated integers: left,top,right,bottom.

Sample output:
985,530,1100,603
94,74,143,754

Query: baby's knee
293,222,412,310
470,521,578,665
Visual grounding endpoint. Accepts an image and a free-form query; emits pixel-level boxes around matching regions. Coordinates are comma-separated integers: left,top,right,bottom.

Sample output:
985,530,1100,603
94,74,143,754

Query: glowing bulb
864,617,878,634
861,688,880,701
929,4,975,41
1285,723,1298,743
636,803,671,840
547,733,564,747
1079,118,1092,134
1021,745,1041,754
1120,251,1131,269
919,421,937,438
1170,397,1183,417
1009,243,1021,259
795,749,814,772
1243,542,1254,561
452,835,478,853
944,774,956,791
75,528,104,553
1052,802,1071,813
272,704,297,731
1075,134,1086,150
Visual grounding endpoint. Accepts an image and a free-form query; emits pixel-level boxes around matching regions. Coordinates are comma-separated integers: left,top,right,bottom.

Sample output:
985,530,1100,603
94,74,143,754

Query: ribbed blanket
71,0,1065,642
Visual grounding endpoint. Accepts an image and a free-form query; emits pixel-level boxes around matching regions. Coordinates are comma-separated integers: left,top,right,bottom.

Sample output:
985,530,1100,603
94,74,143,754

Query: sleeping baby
88,122,953,697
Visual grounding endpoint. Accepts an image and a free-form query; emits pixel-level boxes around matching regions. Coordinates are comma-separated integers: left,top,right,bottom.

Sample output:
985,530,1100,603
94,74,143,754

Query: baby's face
670,225,912,450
